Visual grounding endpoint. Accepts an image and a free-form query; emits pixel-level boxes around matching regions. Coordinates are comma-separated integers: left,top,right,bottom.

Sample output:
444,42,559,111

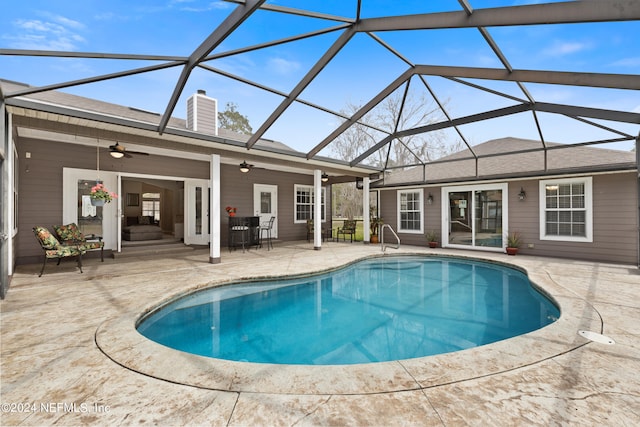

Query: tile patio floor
1,241,639,426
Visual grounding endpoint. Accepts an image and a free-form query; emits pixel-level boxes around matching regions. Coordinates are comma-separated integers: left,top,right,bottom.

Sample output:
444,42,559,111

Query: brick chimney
187,89,218,135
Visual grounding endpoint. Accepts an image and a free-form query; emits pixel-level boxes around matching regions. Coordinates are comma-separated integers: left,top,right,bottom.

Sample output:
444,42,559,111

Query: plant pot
506,247,519,255
370,235,379,244
228,212,236,217
91,199,106,207
428,241,438,248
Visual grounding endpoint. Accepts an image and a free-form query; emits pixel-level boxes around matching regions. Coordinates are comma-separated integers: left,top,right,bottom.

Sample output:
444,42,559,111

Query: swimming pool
137,256,559,365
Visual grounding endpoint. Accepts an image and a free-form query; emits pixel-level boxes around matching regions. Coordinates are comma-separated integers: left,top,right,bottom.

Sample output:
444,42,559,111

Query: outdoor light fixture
355,177,363,189
427,193,434,205
239,161,252,173
518,187,527,201
109,150,124,159
321,173,329,182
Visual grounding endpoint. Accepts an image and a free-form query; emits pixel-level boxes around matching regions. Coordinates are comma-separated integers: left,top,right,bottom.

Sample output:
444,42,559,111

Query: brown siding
379,173,638,265
16,138,329,262
219,165,330,245
512,173,638,264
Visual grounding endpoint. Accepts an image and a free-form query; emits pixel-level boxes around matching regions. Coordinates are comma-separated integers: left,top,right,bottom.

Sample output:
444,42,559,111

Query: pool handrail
381,224,400,252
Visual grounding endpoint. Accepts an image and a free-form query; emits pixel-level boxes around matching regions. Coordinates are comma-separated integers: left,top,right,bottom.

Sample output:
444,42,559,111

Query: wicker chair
33,226,86,277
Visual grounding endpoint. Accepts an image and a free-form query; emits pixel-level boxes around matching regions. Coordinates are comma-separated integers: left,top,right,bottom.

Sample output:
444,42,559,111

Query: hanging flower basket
90,182,117,206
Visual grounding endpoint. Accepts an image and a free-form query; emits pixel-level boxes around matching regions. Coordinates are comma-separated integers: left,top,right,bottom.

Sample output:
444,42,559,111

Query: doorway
443,184,507,250
253,184,278,238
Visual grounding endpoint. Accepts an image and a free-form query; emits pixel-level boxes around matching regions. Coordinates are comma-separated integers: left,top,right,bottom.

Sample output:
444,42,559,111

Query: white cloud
542,40,590,57
267,57,301,75
7,14,86,51
610,57,640,68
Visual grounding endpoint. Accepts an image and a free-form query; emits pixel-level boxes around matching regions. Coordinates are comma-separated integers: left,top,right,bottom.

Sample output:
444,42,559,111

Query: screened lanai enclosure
1,0,639,171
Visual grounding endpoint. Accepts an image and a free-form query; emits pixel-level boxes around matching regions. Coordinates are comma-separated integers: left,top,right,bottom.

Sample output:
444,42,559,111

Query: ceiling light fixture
239,161,252,173
321,173,329,182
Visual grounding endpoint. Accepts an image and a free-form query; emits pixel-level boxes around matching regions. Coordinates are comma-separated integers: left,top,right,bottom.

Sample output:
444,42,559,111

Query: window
397,189,423,233
539,178,592,242
142,192,161,222
294,185,325,223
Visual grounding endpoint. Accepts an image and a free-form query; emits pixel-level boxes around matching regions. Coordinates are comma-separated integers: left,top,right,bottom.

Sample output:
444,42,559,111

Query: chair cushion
138,216,152,225
33,226,61,250
53,223,84,242
81,241,104,250
45,245,85,259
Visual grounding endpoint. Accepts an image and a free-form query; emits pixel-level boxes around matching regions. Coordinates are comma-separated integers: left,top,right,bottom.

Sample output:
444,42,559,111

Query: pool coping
95,253,600,395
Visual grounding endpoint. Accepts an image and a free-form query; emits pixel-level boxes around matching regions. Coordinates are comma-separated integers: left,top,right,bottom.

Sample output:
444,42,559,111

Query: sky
1,0,639,162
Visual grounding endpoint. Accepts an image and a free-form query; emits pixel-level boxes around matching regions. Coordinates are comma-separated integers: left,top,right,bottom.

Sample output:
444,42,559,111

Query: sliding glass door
443,184,507,250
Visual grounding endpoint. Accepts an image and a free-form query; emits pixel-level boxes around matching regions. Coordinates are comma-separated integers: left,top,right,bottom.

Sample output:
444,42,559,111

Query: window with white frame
294,185,325,223
397,189,423,233
142,192,161,222
540,177,592,242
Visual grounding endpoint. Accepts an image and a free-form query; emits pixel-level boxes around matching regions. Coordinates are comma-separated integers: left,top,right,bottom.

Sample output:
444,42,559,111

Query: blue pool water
137,256,559,365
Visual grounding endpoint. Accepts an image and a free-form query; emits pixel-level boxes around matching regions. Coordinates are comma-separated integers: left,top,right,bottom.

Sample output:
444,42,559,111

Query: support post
363,177,370,243
314,169,322,250
210,154,221,263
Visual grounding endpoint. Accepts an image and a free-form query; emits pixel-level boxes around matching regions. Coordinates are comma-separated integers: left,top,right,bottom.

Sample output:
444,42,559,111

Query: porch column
314,169,322,250
363,177,370,243
210,154,221,264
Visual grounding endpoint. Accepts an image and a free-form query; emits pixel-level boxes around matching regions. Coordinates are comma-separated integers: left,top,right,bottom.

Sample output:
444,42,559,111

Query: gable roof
379,137,636,187
0,79,300,154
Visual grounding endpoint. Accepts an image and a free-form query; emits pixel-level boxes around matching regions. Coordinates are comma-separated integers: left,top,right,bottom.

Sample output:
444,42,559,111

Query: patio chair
306,219,331,242
260,216,276,250
53,223,104,262
33,226,86,277
229,216,249,252
337,220,357,243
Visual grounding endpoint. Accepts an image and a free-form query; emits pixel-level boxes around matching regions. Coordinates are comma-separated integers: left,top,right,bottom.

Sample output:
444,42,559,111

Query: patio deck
1,241,639,426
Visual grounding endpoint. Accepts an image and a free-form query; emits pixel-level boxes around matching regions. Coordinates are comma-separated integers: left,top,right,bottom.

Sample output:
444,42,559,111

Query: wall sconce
355,177,363,189
427,193,434,205
239,161,252,173
321,173,329,183
518,187,526,201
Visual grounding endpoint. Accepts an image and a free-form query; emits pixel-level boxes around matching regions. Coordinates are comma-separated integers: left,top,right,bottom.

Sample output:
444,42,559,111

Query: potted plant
426,230,439,248
369,209,383,243
506,231,522,255
370,217,384,243
225,206,237,217
90,182,117,206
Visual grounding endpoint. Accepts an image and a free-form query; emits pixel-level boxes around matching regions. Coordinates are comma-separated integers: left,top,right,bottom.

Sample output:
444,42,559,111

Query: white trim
293,184,326,224
539,177,593,243
397,188,424,234
441,183,508,252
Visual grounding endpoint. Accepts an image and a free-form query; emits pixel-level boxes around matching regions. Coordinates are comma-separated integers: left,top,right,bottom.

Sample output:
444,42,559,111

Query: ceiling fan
108,142,149,159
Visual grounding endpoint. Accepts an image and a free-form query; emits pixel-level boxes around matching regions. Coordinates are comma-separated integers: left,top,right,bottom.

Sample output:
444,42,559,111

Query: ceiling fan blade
108,143,149,157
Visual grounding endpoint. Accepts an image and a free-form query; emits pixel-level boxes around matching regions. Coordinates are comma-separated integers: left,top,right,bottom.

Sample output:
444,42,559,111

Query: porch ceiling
1,0,639,174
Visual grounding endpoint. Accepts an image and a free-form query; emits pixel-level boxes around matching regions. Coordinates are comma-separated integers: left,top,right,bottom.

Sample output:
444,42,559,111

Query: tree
329,90,462,169
329,89,462,219
218,102,252,135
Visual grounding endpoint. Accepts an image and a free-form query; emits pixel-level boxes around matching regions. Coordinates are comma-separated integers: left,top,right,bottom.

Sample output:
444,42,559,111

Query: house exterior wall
15,138,331,263
219,164,331,245
508,173,637,264
379,172,638,265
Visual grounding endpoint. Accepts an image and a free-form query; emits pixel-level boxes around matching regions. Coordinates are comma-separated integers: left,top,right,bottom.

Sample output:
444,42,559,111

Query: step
114,243,199,259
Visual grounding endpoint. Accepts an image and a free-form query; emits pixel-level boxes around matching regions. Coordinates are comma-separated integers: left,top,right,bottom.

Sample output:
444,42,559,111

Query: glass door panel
77,179,104,237
449,191,472,246
474,190,503,248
